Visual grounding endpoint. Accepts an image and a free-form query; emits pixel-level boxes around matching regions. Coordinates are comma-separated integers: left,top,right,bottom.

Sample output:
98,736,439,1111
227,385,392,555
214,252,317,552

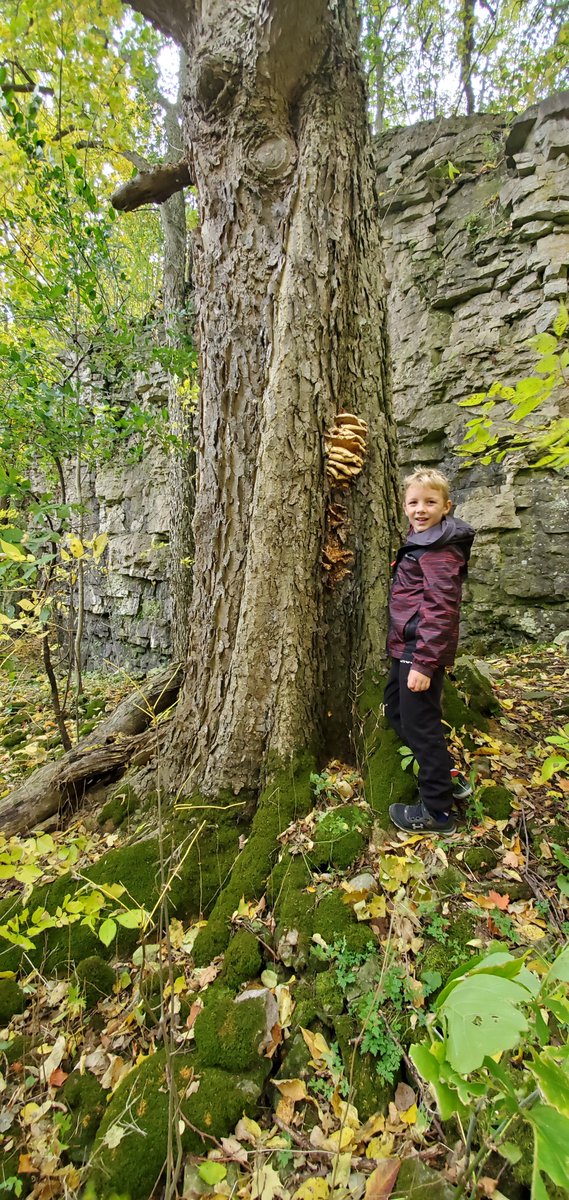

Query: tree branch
125,0,192,46
111,158,193,211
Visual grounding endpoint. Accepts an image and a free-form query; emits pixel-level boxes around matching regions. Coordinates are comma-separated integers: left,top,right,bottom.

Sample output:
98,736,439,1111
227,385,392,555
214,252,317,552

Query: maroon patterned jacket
387,517,475,678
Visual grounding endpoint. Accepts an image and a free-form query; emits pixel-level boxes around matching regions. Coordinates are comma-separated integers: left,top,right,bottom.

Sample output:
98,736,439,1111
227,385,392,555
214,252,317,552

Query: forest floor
0,644,568,1200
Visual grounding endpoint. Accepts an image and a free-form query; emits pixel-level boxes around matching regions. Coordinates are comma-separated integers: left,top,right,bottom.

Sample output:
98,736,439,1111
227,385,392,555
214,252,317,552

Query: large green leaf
545,945,569,985
528,1051,569,1117
409,1042,465,1120
439,975,530,1073
528,1104,569,1188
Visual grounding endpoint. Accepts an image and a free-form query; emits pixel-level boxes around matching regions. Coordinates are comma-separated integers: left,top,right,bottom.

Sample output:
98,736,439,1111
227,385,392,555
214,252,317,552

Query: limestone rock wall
78,95,568,669
378,93,569,647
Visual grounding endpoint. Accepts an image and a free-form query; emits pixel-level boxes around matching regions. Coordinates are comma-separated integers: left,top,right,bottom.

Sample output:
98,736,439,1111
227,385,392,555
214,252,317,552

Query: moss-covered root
193,754,315,966
88,1050,266,1200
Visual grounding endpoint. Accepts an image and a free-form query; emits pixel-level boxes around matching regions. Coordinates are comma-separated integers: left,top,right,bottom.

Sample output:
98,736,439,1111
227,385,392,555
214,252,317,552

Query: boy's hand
407,669,431,692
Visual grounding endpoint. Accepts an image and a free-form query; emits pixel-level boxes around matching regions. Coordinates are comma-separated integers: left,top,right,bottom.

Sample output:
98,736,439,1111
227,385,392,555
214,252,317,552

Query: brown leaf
488,890,510,911
49,1067,68,1088
394,1082,415,1112
18,1155,36,1175
365,1159,401,1199
478,1177,499,1196
185,1000,204,1030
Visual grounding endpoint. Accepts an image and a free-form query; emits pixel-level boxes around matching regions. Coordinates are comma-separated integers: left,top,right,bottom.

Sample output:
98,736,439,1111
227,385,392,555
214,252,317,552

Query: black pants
384,658,454,814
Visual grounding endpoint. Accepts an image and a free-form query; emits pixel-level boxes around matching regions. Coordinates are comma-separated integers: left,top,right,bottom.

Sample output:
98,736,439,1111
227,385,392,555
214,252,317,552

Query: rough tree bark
128,0,400,796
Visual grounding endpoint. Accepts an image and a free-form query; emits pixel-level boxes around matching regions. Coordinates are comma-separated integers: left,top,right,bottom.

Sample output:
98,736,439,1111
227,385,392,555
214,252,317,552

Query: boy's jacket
387,517,476,678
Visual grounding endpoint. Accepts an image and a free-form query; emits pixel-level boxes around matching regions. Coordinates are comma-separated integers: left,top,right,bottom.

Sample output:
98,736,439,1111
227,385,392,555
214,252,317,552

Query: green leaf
0,539,27,562
531,1162,551,1200
116,908,145,929
409,1043,465,1120
500,1140,523,1166
197,1162,227,1185
546,946,569,985
438,974,530,1073
528,1051,569,1117
540,755,568,782
528,332,558,355
98,918,117,947
528,1103,569,1188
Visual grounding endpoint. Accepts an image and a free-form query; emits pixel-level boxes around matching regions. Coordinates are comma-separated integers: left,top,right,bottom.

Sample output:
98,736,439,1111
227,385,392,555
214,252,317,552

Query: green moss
463,845,498,872
193,754,315,966
89,1051,264,1200
270,853,315,967
434,866,465,894
449,910,477,948
61,1070,106,1163
75,956,115,1010
312,893,374,961
419,942,456,986
0,800,241,976
222,931,263,990
193,988,268,1072
478,784,514,820
310,805,372,870
334,1013,391,1119
98,785,138,828
0,977,24,1023
315,969,344,1018
442,677,478,732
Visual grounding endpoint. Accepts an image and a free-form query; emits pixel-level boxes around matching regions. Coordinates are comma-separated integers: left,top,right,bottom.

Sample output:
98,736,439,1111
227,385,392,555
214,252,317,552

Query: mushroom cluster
324,412,368,488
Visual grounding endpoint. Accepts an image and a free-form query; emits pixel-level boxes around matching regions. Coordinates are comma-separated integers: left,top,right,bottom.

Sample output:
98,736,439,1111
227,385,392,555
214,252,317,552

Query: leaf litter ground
0,646,567,1200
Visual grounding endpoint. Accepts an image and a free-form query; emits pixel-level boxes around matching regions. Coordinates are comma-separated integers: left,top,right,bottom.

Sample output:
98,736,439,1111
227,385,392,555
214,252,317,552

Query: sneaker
389,801,456,834
451,770,472,802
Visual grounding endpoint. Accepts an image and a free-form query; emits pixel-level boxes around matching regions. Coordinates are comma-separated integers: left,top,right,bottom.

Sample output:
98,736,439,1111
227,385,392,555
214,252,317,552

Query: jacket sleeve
411,548,463,677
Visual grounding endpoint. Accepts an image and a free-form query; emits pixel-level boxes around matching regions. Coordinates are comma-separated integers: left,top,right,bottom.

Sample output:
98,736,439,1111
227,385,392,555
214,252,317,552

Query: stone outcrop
378,92,569,647
77,95,568,668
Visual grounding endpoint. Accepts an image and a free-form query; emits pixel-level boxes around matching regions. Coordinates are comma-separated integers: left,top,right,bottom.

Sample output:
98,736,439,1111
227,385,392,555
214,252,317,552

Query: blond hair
403,467,450,502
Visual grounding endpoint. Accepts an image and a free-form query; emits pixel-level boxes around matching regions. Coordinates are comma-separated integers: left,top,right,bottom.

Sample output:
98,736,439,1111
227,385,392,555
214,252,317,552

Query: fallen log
0,664,183,837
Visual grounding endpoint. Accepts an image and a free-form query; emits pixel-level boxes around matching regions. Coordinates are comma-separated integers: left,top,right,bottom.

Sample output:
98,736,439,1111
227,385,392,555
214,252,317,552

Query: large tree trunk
130,0,399,795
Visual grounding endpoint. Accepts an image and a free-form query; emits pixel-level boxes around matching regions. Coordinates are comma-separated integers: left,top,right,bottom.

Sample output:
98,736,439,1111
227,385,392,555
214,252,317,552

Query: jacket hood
403,516,476,567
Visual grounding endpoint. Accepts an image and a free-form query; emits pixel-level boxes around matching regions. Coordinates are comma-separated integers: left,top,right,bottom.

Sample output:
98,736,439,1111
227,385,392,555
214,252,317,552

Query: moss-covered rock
75,956,115,1010
61,1070,106,1163
315,969,344,1018
89,1050,264,1200
0,977,24,1023
463,845,499,872
478,784,514,820
193,988,271,1073
222,930,263,990
418,941,456,987
310,804,372,870
193,754,315,966
270,853,315,969
452,656,501,716
312,892,374,962
333,1013,392,1119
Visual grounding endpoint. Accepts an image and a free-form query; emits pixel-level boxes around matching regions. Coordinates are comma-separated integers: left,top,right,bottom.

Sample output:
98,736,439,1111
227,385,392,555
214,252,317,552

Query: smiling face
404,483,451,532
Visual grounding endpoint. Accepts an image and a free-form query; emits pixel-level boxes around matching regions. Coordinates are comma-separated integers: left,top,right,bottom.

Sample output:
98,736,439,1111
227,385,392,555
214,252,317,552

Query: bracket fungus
324,412,368,488
322,414,368,586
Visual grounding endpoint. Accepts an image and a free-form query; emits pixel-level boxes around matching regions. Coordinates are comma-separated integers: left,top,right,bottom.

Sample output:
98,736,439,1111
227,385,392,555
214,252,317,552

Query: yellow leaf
67,535,85,559
515,922,546,942
401,1103,417,1124
91,532,108,562
60,548,71,562
301,1027,331,1062
0,539,27,562
356,1112,385,1144
173,975,185,994
292,1179,330,1200
235,1114,263,1144
274,1078,309,1102
366,1132,395,1159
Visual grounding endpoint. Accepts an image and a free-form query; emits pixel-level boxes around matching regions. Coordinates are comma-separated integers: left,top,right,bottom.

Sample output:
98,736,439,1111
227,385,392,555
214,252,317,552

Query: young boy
386,468,475,834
